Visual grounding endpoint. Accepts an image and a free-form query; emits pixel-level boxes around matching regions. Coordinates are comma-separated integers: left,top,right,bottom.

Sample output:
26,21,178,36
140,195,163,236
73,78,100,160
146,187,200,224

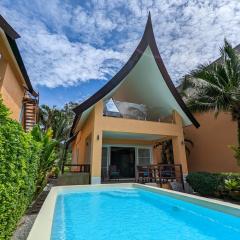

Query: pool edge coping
134,184,240,216
27,183,240,240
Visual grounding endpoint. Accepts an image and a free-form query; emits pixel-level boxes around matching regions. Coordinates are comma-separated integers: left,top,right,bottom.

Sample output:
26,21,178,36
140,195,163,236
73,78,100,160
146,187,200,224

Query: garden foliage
0,98,41,239
186,172,240,199
0,98,57,239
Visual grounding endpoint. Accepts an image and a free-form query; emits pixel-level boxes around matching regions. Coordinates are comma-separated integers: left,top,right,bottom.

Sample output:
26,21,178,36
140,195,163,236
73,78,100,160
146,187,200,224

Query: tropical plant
187,172,240,199
154,138,194,164
181,39,240,164
39,102,78,171
161,140,174,164
224,179,240,191
39,104,56,132
31,125,58,194
39,102,77,142
0,97,9,122
0,97,41,239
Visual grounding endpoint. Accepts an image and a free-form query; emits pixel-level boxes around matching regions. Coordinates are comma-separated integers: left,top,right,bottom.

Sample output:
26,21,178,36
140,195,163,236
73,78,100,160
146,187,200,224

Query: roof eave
6,33,38,97
0,15,38,97
0,15,20,40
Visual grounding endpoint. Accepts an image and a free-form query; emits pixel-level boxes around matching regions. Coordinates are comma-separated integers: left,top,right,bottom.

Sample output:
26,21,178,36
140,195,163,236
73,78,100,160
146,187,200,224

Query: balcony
103,99,174,124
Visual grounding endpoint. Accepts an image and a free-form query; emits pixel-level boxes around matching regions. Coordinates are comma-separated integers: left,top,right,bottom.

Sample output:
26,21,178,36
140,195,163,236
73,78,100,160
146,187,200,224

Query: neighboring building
0,15,38,131
68,14,199,184
184,112,240,173
182,45,240,173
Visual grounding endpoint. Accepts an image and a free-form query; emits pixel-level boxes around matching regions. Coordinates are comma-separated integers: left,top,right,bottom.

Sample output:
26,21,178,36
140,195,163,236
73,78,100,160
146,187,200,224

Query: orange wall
0,34,25,122
185,112,240,173
0,63,24,121
71,110,95,165
103,138,154,146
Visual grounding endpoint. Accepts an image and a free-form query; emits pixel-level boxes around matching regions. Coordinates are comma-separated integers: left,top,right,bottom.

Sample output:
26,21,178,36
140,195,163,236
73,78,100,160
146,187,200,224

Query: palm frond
180,39,240,117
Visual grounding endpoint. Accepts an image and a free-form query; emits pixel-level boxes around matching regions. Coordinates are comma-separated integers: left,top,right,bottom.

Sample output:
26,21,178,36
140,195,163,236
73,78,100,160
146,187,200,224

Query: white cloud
1,0,240,88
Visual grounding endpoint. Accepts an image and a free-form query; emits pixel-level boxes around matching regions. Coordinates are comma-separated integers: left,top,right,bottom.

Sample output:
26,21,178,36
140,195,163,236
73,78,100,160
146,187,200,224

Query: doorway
110,147,135,178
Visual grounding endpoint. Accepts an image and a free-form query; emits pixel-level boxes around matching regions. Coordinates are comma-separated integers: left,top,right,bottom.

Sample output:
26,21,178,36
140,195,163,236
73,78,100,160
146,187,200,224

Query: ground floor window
137,148,151,166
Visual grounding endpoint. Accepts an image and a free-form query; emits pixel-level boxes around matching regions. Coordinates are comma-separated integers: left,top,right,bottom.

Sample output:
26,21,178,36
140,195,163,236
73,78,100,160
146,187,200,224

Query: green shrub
186,172,222,196
0,98,41,240
186,172,240,198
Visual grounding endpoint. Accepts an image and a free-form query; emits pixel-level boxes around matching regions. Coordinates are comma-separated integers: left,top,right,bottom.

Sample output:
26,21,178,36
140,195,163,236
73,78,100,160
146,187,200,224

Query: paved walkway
11,181,56,240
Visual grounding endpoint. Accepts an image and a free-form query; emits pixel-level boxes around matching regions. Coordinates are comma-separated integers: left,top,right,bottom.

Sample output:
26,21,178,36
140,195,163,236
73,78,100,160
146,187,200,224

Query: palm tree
39,105,57,132
39,102,79,171
181,39,240,164
39,102,77,142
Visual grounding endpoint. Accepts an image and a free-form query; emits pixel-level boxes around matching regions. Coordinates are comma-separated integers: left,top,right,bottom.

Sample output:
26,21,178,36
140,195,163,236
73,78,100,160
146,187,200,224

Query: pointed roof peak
146,11,153,28
147,11,152,21
142,11,154,41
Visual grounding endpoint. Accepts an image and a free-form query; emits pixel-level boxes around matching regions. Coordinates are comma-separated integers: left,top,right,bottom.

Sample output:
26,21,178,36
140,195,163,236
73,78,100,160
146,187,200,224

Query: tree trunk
238,119,240,147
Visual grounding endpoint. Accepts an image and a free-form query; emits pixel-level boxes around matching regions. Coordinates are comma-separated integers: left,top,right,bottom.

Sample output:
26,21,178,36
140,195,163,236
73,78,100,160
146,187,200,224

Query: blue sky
1,0,240,107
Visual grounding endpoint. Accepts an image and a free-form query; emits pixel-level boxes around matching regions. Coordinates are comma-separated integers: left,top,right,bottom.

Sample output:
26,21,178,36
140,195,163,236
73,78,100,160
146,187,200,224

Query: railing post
179,164,185,191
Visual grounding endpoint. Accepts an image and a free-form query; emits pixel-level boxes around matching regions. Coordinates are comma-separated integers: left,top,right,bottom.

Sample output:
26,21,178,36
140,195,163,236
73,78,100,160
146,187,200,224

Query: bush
0,98,41,240
186,172,240,198
186,172,222,196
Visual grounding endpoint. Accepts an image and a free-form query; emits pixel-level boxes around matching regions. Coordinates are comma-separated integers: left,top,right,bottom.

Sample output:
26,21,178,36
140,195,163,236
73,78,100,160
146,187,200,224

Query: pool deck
27,183,240,240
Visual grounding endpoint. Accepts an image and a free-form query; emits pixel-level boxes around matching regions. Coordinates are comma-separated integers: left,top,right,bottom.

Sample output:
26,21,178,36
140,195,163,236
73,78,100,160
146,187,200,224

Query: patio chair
109,165,120,181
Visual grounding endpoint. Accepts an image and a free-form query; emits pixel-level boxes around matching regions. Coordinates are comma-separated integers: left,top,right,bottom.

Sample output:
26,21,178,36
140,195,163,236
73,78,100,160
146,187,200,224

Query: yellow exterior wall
0,54,7,88
172,111,188,173
90,101,103,181
0,32,26,122
103,138,154,146
101,115,182,137
72,110,95,165
0,63,24,121
185,112,240,173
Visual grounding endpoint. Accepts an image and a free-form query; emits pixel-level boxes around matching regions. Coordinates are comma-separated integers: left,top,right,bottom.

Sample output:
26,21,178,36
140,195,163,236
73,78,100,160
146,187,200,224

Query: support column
172,111,188,175
90,101,103,184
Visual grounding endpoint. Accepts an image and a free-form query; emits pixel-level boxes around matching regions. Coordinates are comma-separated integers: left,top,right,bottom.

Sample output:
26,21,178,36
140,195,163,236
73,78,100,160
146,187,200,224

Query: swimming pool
28,184,240,240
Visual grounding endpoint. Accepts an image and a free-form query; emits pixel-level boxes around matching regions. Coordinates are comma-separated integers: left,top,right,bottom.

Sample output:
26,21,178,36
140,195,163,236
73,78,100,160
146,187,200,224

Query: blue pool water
51,187,240,240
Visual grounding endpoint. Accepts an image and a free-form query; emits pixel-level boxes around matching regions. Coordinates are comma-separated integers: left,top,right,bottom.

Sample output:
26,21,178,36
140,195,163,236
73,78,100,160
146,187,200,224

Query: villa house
0,15,38,131
68,14,199,184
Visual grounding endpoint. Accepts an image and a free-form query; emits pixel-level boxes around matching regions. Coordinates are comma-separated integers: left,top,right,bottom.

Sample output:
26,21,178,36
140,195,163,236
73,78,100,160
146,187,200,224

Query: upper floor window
105,98,119,113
